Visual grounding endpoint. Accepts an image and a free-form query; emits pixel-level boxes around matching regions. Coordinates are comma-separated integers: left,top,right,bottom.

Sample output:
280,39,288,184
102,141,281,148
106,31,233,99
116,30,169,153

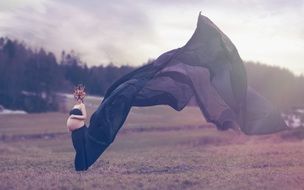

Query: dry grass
1,96,304,189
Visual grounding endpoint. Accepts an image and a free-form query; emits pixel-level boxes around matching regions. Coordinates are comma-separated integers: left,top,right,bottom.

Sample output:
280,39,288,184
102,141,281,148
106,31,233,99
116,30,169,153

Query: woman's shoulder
79,102,86,108
73,102,85,108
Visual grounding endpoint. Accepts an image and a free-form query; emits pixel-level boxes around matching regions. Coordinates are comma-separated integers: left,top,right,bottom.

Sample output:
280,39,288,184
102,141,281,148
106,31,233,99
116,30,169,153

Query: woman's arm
70,114,86,120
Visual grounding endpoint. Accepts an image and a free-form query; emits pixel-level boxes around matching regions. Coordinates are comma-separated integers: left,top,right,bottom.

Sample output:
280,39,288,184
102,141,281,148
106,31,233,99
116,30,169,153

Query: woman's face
76,98,82,104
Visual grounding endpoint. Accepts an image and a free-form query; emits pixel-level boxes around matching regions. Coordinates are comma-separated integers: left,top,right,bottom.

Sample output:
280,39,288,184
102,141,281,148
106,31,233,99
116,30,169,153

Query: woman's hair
73,84,86,102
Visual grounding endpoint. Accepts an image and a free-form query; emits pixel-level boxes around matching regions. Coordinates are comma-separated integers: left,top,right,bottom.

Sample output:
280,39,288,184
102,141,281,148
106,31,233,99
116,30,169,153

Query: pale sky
0,0,303,74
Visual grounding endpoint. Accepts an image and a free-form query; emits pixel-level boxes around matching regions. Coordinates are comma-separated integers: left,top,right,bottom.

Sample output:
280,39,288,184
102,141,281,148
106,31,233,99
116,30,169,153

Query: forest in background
0,37,303,112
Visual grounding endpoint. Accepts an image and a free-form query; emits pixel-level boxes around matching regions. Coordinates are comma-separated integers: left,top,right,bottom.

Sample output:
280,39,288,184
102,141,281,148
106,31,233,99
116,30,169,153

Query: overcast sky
0,0,303,74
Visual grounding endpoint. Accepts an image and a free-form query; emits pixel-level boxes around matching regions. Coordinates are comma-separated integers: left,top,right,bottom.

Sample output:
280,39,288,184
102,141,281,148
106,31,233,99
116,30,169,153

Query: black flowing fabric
82,13,288,169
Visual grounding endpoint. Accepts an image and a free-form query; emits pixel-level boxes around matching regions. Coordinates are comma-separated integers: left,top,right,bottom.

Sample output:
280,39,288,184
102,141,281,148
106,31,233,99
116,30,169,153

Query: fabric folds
81,13,288,170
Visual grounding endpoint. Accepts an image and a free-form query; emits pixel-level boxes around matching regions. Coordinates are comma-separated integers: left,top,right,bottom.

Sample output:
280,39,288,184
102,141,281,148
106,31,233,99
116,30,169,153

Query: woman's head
73,84,86,102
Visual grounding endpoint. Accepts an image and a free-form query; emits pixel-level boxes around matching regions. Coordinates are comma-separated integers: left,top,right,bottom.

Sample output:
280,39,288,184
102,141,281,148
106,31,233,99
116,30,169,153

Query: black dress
69,108,88,171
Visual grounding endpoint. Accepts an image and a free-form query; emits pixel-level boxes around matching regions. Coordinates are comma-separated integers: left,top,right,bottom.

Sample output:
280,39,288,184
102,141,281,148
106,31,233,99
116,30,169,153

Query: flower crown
73,84,86,101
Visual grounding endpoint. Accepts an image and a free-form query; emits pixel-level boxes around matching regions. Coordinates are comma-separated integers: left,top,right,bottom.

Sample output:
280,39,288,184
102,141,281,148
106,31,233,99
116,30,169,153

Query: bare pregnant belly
66,118,85,131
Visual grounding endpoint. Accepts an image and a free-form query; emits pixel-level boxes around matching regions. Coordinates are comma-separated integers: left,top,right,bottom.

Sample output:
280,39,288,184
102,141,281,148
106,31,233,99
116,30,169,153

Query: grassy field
1,97,304,190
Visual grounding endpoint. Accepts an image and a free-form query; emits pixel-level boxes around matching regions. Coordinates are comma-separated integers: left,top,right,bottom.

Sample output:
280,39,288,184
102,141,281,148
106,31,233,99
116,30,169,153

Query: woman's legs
71,126,88,171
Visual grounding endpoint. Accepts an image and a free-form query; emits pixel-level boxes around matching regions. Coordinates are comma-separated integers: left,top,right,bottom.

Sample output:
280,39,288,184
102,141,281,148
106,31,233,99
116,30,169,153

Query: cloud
0,0,47,11
0,0,158,65
0,0,303,74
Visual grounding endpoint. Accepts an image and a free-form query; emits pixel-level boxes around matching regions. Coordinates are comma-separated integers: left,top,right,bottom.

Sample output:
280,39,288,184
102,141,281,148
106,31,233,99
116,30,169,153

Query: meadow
1,96,304,190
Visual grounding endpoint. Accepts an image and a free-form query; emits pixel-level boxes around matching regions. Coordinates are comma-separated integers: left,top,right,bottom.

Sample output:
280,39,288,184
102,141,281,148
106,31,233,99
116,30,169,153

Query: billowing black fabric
81,13,288,170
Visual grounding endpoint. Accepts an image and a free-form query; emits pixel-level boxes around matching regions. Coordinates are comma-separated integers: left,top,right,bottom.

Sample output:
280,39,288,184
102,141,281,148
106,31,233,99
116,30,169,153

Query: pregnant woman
66,84,88,171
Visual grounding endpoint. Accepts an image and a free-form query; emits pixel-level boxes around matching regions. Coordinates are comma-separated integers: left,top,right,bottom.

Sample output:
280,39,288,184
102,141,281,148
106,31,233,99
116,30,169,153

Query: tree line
246,61,304,111
0,37,303,112
0,37,135,112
